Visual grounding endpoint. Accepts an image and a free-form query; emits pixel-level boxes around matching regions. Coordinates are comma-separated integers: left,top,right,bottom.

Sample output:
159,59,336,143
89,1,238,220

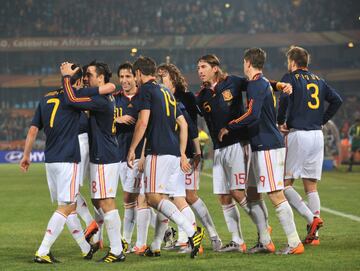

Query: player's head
133,56,157,86
86,60,112,87
69,64,83,88
286,46,310,72
156,63,188,93
197,54,227,86
117,62,136,93
243,48,266,77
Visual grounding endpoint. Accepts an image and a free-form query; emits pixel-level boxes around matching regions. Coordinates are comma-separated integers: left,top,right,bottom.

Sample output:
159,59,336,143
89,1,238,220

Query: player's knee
218,194,233,205
267,190,286,206
284,179,294,187
185,190,198,205
230,189,246,203
57,202,76,216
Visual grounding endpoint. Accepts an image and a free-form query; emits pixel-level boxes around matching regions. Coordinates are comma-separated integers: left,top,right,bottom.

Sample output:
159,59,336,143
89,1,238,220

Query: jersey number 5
47,98,60,128
307,83,320,109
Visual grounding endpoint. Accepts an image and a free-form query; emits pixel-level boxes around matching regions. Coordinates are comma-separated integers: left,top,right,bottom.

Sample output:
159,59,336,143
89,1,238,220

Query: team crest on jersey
222,90,233,101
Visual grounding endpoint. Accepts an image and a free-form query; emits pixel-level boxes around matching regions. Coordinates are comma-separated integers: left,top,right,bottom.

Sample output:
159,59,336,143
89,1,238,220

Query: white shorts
90,162,120,199
119,160,143,194
45,162,80,204
213,142,251,194
248,148,286,193
144,154,180,195
78,133,90,186
172,169,186,198
184,159,201,191
284,130,324,180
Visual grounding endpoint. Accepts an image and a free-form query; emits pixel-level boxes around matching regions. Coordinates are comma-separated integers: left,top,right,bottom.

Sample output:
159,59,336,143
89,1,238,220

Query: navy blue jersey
227,75,284,151
78,111,89,134
139,80,183,156
174,91,200,158
31,89,81,163
62,76,121,164
196,75,249,150
277,69,342,130
114,90,144,162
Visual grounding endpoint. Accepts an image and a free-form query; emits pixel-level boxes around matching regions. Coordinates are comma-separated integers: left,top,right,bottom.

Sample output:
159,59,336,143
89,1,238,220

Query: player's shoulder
43,88,62,98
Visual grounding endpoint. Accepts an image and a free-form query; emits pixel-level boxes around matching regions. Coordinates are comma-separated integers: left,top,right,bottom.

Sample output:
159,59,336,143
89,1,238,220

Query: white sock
284,186,313,224
103,209,123,255
307,191,321,217
135,208,151,247
66,212,90,254
259,199,270,228
222,203,244,245
181,205,196,230
37,211,67,256
151,212,169,251
150,207,157,229
191,198,218,238
92,207,104,243
249,201,271,245
123,202,137,243
275,201,301,248
177,227,188,244
76,194,94,226
158,199,195,237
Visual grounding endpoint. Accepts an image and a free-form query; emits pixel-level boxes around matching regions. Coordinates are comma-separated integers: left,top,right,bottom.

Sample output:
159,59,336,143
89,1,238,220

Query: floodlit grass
0,164,359,271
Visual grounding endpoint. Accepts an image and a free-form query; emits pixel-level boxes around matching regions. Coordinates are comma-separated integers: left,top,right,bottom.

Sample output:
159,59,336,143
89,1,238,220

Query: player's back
246,76,284,151
32,89,81,163
280,69,341,130
139,80,180,156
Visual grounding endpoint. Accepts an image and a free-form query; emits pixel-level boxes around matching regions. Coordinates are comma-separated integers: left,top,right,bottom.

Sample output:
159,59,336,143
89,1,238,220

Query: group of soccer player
20,45,342,264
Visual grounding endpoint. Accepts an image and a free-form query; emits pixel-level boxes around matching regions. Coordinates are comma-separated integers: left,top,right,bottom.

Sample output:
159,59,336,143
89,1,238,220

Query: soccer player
277,46,343,244
348,117,360,172
127,56,204,258
19,65,113,263
218,48,303,254
60,61,126,262
157,63,222,252
114,62,145,252
196,54,291,252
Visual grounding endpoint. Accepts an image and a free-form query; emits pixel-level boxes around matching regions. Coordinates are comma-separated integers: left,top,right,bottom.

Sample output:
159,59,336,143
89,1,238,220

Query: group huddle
20,46,342,264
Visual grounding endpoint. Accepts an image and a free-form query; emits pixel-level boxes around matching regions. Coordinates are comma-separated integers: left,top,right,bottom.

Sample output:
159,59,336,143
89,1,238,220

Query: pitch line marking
201,172,360,223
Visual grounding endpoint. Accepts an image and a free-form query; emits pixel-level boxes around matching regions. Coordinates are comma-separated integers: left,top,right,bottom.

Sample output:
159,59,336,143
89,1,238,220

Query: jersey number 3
47,98,60,128
307,83,320,109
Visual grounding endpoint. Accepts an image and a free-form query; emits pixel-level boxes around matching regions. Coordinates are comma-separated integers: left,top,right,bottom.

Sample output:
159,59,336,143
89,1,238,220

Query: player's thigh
284,131,304,180
303,130,324,180
46,162,80,203
213,149,229,194
252,149,285,193
224,143,247,191
90,162,120,199
144,155,180,195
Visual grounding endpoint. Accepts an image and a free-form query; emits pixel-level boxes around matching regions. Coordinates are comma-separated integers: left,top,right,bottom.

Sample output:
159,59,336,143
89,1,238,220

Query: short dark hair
133,56,156,76
88,60,112,83
244,48,266,70
117,62,135,77
70,64,83,85
286,46,310,68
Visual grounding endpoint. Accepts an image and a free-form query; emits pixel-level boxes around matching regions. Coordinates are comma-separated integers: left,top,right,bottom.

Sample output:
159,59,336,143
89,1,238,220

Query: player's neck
247,68,263,81
142,75,156,84
124,86,137,96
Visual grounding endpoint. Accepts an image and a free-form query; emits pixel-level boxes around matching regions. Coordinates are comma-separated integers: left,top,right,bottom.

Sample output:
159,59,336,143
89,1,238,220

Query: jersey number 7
47,98,60,128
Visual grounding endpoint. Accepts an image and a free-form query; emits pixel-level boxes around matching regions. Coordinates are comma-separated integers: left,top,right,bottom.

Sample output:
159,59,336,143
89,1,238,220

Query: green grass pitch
0,164,359,271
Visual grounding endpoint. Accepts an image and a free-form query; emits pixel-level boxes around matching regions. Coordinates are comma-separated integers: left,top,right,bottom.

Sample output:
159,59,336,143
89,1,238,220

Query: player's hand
180,154,191,174
19,156,30,172
116,115,136,125
127,150,136,169
218,128,229,142
278,123,289,135
277,82,293,95
60,62,78,77
138,155,145,173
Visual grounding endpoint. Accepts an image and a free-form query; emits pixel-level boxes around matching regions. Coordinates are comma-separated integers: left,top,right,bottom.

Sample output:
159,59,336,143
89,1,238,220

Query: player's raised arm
20,126,39,172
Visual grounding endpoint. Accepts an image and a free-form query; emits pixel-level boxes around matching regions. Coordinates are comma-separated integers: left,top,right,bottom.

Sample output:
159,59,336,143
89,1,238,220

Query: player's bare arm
127,109,150,168
177,115,191,173
192,137,202,170
19,126,39,172
276,82,293,95
116,115,136,125
218,128,229,142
